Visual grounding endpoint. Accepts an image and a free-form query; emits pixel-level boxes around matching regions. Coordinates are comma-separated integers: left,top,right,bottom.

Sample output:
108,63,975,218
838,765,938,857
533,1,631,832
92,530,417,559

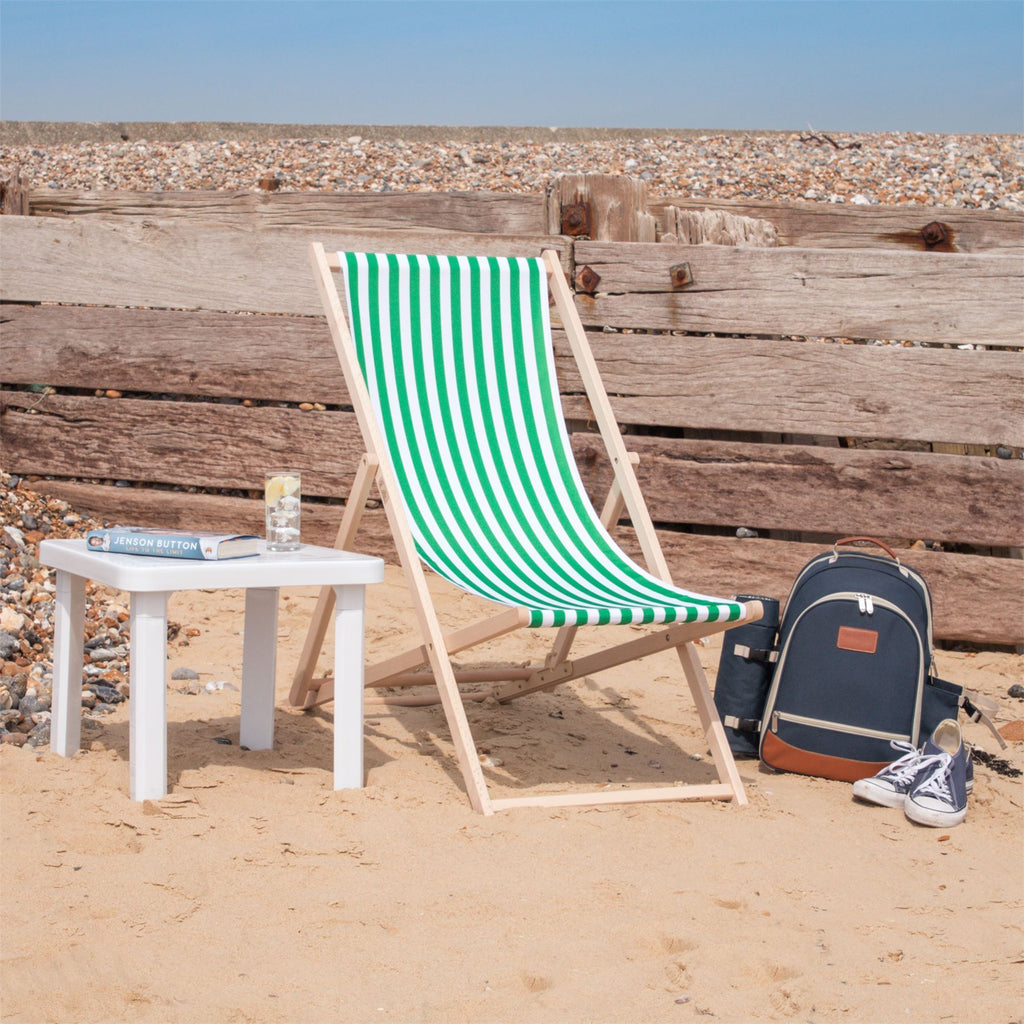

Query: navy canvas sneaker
853,740,944,808
905,719,971,827
853,730,974,810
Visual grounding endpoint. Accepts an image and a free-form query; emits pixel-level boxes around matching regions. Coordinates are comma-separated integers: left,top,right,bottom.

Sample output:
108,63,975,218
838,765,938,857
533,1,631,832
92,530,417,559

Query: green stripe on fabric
400,255,518,598
419,254,708,614
471,258,596,603
452,258,569,602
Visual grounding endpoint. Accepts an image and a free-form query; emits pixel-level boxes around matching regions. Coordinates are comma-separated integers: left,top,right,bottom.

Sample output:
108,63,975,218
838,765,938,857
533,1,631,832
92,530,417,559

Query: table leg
332,585,366,790
129,590,171,801
50,570,85,757
240,587,278,751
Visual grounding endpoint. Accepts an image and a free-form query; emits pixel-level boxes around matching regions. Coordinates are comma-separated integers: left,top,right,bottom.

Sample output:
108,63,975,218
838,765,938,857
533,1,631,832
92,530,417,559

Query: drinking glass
264,470,302,551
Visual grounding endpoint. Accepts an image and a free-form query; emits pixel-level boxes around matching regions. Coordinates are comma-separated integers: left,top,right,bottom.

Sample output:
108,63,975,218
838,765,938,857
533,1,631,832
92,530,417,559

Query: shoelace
879,741,943,786
912,752,955,802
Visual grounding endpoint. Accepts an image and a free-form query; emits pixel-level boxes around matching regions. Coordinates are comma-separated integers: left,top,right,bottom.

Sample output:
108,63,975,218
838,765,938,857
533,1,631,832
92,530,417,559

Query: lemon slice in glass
265,474,300,505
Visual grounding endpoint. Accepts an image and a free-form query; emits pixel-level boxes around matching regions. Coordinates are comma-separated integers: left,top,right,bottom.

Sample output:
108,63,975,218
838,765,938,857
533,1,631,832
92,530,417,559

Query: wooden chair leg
676,641,748,805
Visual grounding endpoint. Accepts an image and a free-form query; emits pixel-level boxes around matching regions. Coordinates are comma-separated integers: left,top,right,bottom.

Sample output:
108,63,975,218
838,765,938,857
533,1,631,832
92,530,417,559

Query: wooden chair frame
292,243,762,814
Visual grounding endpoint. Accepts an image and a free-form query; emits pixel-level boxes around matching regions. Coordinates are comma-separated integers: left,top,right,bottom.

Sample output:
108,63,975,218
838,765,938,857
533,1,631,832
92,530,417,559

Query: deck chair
292,245,763,814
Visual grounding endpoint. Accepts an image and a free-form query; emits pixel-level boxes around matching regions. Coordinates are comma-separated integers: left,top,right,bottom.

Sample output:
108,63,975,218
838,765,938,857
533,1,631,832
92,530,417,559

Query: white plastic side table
39,539,384,801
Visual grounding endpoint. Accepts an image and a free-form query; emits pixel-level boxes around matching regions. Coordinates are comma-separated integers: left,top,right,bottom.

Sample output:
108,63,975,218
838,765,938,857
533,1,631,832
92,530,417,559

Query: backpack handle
834,536,900,562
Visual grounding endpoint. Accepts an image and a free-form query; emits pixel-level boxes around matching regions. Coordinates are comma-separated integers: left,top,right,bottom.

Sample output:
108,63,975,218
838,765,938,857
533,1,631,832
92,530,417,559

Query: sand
2,566,1021,1024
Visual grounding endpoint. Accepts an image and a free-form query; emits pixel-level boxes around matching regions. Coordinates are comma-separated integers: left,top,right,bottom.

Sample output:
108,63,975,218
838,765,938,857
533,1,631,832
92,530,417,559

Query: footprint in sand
659,934,697,955
520,973,553,993
754,961,803,1017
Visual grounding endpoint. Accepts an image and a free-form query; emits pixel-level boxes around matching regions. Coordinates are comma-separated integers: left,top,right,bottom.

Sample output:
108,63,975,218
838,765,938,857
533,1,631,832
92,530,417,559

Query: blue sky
1,1,1021,132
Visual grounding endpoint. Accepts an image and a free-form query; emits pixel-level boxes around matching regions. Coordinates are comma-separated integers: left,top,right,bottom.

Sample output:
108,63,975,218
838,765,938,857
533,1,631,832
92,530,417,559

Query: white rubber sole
905,799,967,828
852,780,908,809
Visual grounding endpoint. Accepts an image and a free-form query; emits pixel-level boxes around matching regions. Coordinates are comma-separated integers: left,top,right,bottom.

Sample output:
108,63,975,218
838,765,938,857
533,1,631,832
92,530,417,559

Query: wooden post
548,173,658,242
0,169,30,216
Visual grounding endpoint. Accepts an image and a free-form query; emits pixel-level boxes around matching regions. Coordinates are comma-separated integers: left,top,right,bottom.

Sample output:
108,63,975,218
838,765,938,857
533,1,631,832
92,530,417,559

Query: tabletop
39,539,385,592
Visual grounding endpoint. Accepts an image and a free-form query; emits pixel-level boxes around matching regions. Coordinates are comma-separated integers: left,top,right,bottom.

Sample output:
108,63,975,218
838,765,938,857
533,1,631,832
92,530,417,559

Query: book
85,526,259,561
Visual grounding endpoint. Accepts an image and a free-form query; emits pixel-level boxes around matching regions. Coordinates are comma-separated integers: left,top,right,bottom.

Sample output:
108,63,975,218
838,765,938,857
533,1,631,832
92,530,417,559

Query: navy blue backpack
714,537,1002,782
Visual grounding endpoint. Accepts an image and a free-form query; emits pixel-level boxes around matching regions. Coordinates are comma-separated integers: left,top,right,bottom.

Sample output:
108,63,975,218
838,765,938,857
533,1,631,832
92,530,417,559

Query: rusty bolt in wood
920,221,949,248
575,265,601,294
560,201,591,237
669,262,694,288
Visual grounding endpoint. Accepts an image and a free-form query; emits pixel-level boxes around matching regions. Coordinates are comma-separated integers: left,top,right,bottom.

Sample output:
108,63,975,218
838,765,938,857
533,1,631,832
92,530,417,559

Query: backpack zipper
769,709,912,744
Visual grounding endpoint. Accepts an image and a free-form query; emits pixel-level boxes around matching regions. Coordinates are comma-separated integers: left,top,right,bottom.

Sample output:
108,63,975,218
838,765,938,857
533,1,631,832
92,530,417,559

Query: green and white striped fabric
340,251,745,629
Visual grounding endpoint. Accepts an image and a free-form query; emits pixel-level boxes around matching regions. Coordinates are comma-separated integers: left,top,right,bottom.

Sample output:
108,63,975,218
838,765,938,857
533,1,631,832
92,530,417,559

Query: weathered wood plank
26,479,1024,646
574,241,1024,346
27,188,549,235
1,391,366,495
1,170,30,216
5,390,1019,549
6,306,1021,446
1,304,350,403
0,215,570,314
649,197,1024,254
572,434,1023,549
25,187,1023,255
659,205,778,247
556,334,1024,447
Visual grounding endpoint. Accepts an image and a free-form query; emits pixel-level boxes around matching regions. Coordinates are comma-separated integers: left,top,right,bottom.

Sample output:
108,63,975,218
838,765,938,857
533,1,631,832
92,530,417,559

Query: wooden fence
2,175,1022,645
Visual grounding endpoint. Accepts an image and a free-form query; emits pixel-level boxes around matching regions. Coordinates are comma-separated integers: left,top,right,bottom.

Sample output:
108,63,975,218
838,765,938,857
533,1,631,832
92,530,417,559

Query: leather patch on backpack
837,625,878,654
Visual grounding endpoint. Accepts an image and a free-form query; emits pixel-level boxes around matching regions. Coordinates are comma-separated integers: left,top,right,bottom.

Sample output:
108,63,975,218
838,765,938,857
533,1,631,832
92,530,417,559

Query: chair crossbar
489,783,736,812
494,614,749,701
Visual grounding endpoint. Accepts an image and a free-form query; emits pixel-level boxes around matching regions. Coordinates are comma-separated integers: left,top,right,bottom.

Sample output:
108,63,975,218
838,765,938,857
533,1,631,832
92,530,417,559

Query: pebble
86,683,125,704
2,132,1021,209
0,607,25,632
87,646,125,663
204,680,239,693
0,632,19,660
0,470,199,747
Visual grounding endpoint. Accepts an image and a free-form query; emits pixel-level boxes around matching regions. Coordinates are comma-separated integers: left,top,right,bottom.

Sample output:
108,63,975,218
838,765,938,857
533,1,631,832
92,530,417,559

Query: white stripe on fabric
444,255,596,609
490,258,685,611
394,255,506,600
469,258,599,602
